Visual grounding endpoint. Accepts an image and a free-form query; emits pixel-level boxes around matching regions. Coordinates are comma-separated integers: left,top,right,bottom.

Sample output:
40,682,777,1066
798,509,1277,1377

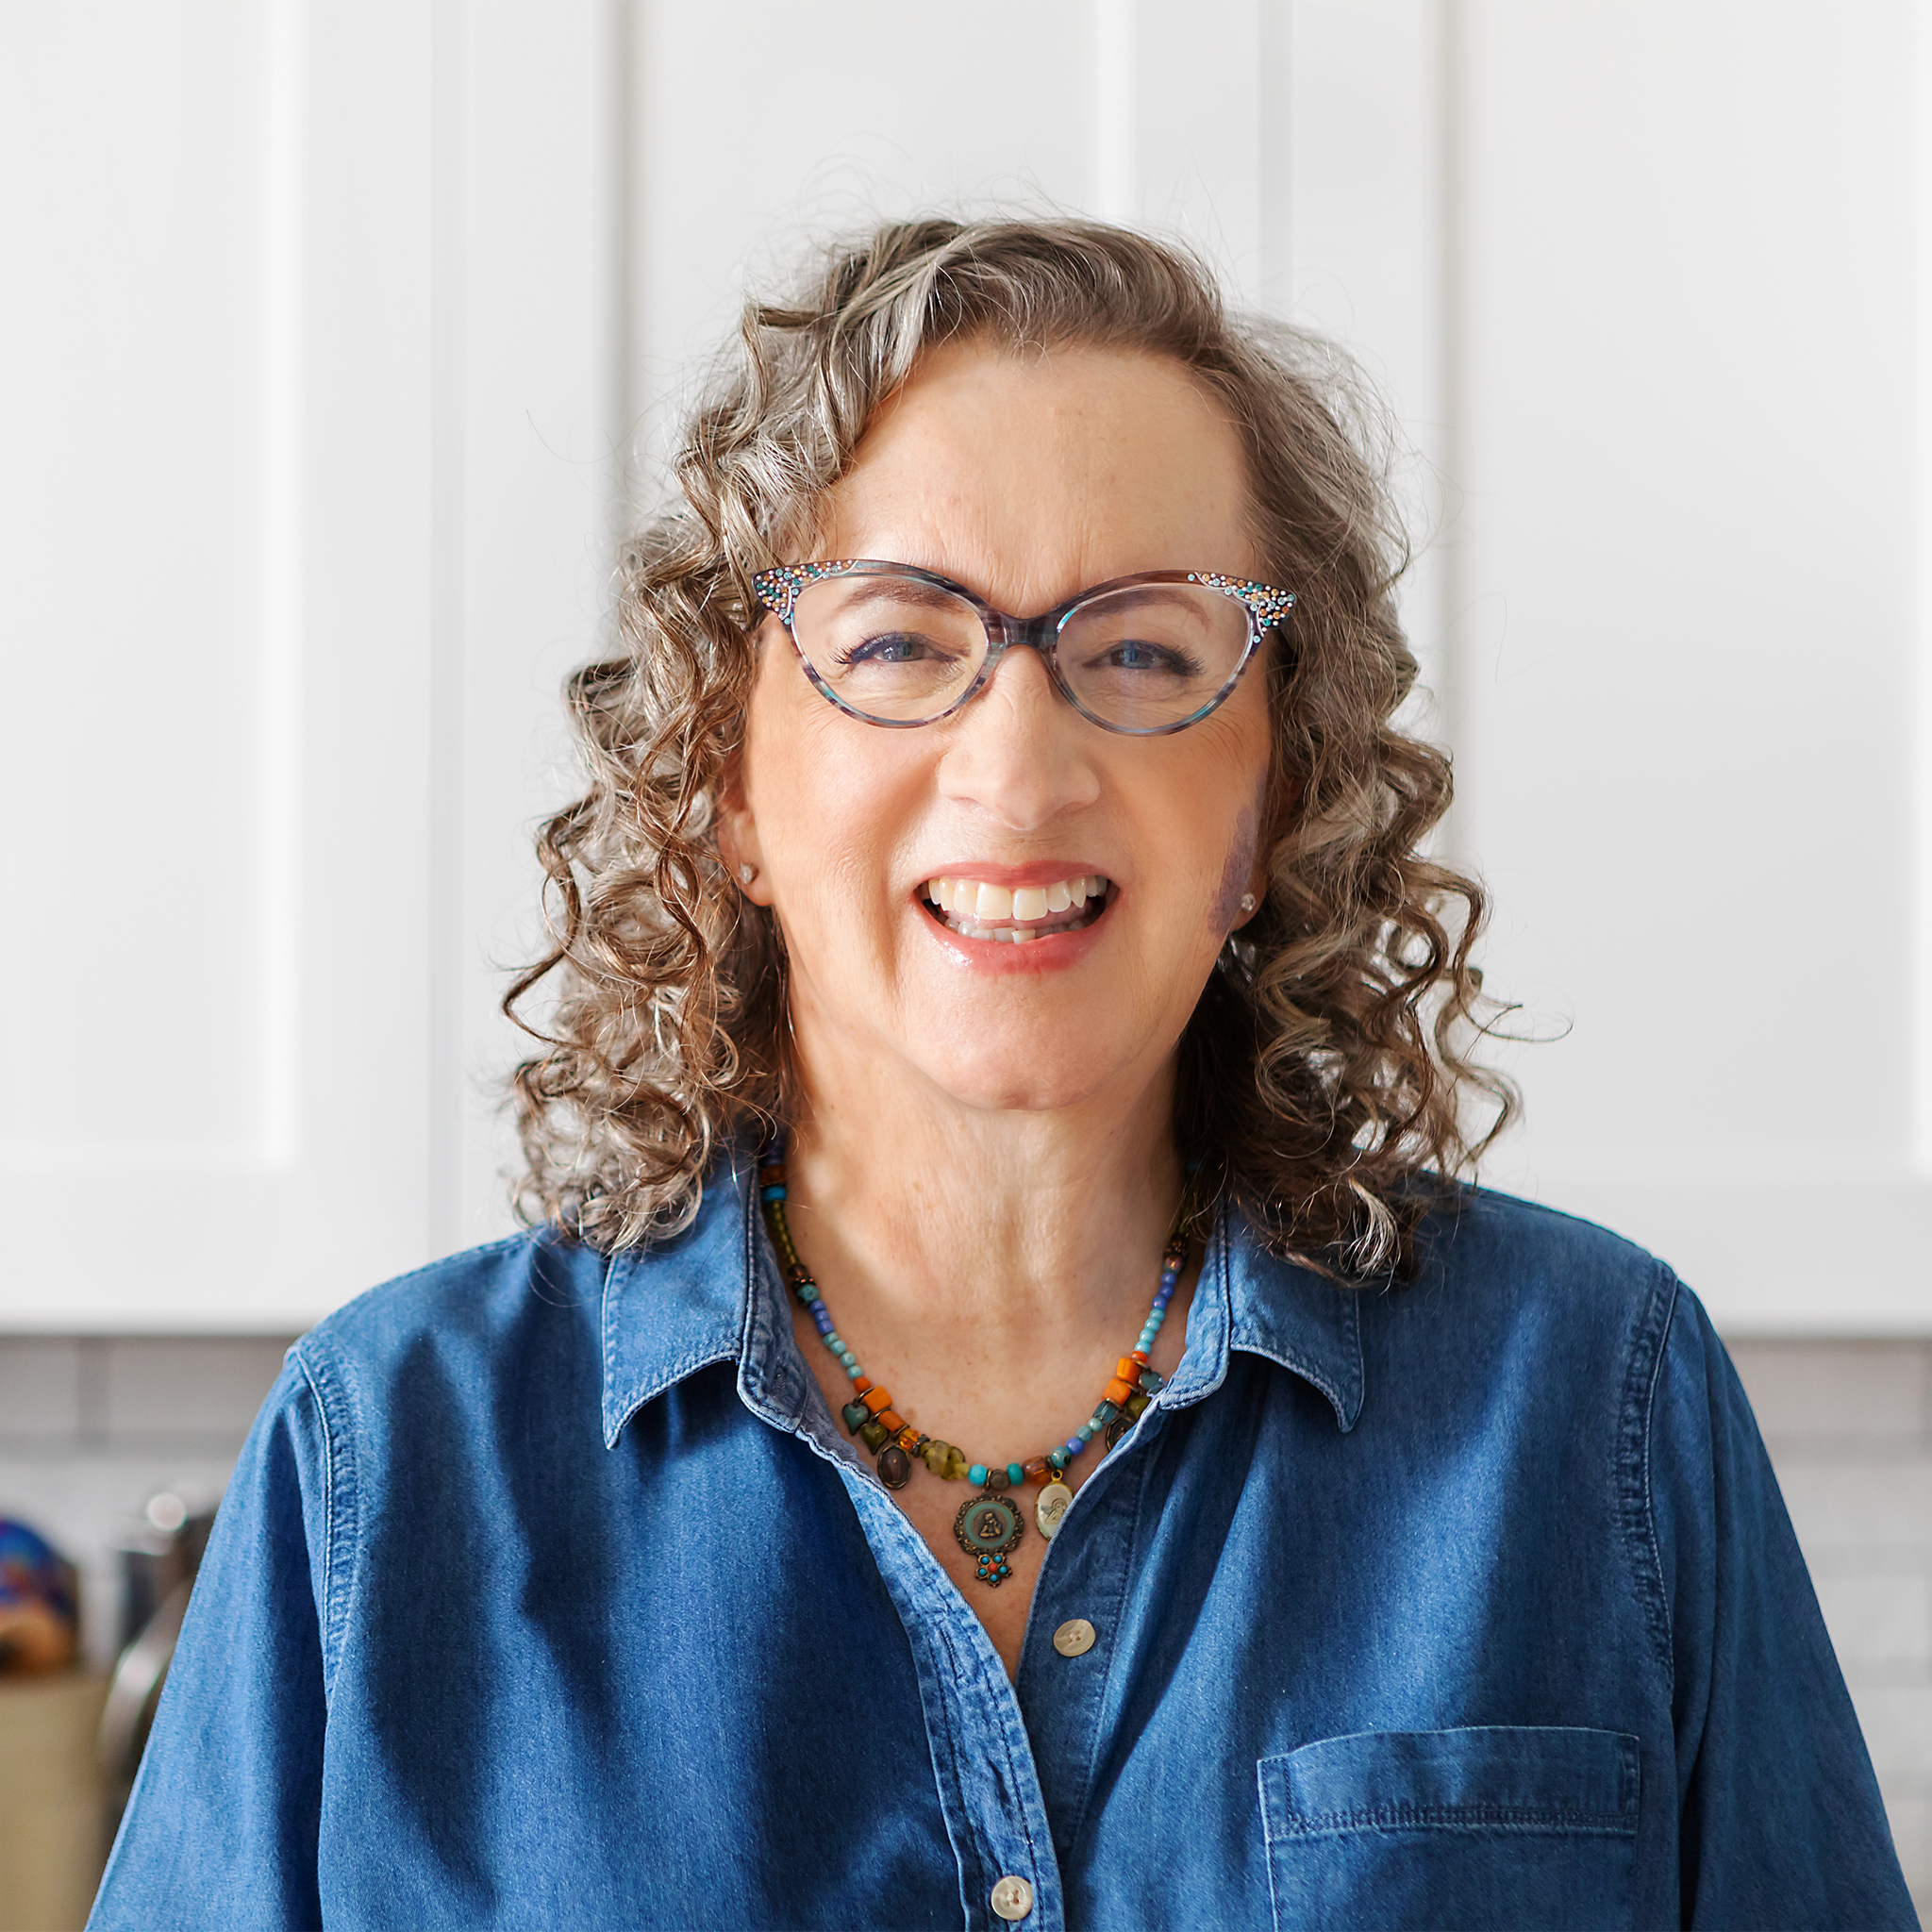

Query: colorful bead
758,1141,1195,1553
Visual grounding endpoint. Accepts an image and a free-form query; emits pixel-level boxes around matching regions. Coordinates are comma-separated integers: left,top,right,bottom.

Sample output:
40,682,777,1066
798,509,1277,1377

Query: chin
909,1036,1130,1116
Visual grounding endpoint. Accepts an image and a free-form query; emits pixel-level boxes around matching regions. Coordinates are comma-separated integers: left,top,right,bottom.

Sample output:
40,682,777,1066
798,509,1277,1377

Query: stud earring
738,863,758,885
1239,892,1257,914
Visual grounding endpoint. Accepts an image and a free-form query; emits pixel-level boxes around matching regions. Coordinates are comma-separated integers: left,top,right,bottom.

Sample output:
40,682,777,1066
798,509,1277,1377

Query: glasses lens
1055,583,1255,730
790,572,989,722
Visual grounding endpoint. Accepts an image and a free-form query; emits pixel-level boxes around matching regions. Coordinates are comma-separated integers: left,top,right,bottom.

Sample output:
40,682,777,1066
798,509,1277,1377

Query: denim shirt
90,1166,1914,1931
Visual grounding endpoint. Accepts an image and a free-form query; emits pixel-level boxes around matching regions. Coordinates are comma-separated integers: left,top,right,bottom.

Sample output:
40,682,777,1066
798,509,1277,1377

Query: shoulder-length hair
508,215,1513,1276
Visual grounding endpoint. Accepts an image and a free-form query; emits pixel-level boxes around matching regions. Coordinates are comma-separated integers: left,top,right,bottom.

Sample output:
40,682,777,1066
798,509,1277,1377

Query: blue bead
844,1363,862,1380
1048,1450,1067,1472
1065,1436,1085,1456
760,1184,787,1201
1007,1462,1025,1486
1078,1423,1095,1440
968,1464,988,1487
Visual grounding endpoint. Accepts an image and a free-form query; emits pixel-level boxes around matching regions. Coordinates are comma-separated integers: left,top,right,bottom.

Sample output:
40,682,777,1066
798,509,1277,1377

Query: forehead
818,338,1259,615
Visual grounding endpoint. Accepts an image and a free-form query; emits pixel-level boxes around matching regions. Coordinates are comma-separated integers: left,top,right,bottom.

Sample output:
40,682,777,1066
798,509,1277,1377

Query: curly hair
507,215,1514,1276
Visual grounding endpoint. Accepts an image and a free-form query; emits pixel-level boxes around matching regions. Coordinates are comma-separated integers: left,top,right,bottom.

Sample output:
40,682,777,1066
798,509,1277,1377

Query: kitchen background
1,0,1927,1920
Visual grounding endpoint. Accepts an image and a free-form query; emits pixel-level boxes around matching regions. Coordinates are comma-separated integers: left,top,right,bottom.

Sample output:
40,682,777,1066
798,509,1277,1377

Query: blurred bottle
98,1491,216,1834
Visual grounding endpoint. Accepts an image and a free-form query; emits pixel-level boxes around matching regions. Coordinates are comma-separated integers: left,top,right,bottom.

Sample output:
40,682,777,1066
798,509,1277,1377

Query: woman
92,220,1912,1929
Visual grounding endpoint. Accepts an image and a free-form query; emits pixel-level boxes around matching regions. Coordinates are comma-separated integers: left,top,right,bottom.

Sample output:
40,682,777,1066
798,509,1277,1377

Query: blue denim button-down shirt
91,1165,1914,1930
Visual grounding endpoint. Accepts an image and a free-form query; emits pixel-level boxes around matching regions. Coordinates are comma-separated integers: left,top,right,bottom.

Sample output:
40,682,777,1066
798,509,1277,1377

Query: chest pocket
1258,1725,1641,1932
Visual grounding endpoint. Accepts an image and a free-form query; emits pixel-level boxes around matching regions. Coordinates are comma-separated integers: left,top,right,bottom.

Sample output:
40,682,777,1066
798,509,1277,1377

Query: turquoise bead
968,1463,988,1487
1007,1462,1024,1487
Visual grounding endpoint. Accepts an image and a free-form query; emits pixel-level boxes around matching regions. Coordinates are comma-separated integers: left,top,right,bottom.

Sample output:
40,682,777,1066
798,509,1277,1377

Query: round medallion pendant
954,1489,1024,1588
1035,1480,1074,1540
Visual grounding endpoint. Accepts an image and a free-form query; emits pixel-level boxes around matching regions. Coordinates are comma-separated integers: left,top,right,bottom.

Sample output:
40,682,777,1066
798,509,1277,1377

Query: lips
921,873,1113,942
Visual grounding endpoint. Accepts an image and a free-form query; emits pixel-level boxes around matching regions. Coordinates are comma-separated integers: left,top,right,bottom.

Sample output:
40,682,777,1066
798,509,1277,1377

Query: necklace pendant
954,1489,1024,1589
1035,1479,1074,1541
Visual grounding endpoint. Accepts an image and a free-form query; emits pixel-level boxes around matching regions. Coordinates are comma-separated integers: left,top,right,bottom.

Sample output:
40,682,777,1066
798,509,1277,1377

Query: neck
778,1047,1186,1366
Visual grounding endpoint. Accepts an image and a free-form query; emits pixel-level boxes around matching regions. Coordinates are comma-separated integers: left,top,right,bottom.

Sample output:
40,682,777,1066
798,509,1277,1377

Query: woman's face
723,338,1274,1121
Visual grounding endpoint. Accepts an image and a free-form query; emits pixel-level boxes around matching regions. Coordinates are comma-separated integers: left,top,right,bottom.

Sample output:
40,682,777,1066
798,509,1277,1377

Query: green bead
1124,1391,1150,1418
922,1440,956,1475
859,1420,890,1451
968,1463,988,1487
941,1447,969,1481
841,1401,869,1434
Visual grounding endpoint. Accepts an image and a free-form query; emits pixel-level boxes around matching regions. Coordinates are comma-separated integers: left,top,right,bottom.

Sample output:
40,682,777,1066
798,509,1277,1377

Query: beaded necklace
758,1137,1185,1589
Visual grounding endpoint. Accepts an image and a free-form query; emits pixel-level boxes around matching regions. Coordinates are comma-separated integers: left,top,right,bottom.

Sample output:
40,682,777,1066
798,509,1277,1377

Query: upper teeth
923,875,1108,921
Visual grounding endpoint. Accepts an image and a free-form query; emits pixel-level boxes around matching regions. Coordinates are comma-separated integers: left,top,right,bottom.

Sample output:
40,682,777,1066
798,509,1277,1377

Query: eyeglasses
752,559,1295,735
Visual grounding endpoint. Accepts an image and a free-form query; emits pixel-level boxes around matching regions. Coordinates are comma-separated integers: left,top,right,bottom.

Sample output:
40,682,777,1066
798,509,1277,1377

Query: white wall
2,1,1927,1332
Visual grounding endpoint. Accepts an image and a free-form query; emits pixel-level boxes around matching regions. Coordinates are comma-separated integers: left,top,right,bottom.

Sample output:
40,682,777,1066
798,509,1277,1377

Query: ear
714,749,774,906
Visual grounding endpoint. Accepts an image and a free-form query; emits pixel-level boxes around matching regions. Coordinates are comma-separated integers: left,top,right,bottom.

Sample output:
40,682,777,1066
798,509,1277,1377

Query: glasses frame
752,558,1296,736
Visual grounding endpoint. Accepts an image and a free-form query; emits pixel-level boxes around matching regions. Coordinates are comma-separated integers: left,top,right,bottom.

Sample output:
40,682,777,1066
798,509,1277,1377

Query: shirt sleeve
1650,1281,1918,1929
88,1355,333,1932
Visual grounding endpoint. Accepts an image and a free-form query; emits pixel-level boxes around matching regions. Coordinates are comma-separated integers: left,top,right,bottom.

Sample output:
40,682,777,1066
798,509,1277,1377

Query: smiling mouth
920,874,1114,943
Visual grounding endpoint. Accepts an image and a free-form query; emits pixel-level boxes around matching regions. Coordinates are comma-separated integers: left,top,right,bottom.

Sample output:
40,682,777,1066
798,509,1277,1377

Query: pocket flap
1262,1726,1640,1840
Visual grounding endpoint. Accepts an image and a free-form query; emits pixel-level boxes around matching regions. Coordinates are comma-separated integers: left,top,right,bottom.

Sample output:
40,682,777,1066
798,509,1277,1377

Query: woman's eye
1099,639,1199,676
840,630,949,667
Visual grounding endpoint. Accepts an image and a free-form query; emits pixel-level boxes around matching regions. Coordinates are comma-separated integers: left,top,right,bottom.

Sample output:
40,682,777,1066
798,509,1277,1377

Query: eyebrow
826,578,972,616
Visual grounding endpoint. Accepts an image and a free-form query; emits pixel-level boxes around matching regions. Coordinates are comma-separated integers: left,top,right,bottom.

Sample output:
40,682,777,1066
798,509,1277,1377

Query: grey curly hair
506,215,1513,1276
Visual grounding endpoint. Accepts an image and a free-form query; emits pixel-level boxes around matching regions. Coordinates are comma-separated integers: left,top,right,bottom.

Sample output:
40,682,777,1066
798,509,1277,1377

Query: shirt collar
601,1153,1366,1445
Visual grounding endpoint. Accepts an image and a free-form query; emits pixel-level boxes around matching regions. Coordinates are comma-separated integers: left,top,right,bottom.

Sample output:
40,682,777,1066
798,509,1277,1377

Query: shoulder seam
290,1337,360,1700
1619,1262,1680,1684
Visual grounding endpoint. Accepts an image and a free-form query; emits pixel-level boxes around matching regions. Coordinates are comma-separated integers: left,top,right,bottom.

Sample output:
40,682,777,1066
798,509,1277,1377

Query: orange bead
1116,1357,1141,1383
1130,1349,1150,1365
1103,1376,1136,1408
1024,1457,1050,1484
852,1376,873,1395
877,1409,905,1435
861,1388,892,1416
895,1424,922,1451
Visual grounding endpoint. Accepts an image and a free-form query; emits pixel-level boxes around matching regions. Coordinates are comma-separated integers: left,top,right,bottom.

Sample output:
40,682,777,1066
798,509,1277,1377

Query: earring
738,863,758,885
1239,892,1257,914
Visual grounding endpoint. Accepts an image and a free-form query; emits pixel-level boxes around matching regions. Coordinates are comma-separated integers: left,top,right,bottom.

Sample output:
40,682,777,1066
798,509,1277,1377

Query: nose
935,641,1101,830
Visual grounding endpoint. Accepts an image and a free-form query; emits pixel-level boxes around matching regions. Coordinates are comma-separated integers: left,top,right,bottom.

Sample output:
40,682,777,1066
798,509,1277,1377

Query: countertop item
0,1670,108,1932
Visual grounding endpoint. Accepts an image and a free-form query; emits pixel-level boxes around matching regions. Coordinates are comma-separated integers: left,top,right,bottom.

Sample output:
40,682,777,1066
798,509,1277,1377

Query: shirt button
1052,1617,1096,1657
991,1874,1035,1921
